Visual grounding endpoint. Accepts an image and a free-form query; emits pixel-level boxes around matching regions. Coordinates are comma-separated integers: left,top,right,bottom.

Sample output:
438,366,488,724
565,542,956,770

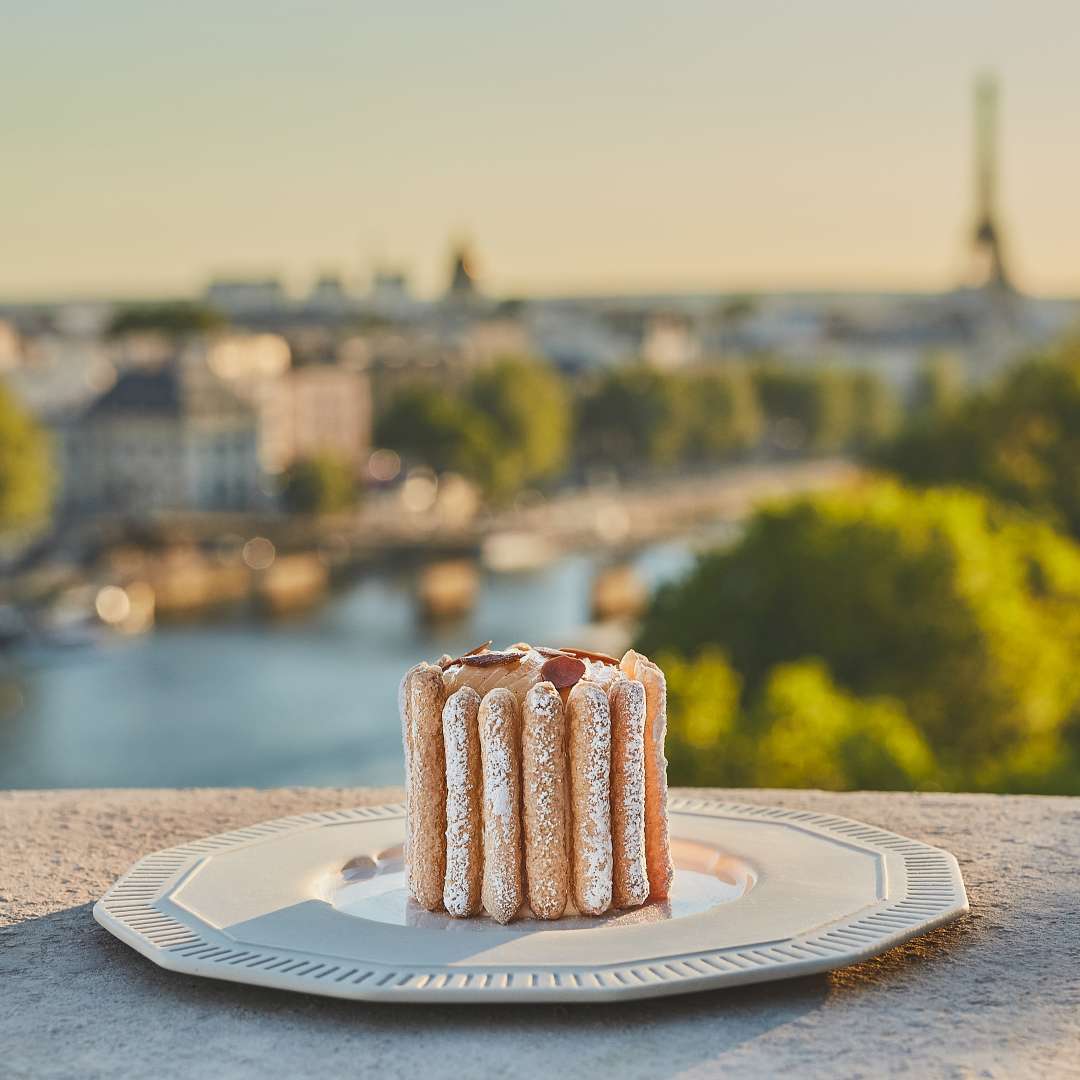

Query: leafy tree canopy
661,649,938,791
751,366,858,453
106,302,227,338
576,365,764,473
466,357,571,490
909,351,965,418
750,660,936,790
375,385,486,475
850,370,901,451
682,367,763,462
0,381,52,532
875,345,1080,539
637,482,1080,783
375,357,570,503
576,366,690,470
280,454,358,515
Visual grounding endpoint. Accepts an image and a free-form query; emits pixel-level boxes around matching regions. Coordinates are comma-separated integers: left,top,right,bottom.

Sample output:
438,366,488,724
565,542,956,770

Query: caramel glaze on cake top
440,643,623,704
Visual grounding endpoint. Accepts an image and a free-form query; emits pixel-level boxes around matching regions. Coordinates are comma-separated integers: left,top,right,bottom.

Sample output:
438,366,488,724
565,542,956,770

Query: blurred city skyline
6,1,1080,301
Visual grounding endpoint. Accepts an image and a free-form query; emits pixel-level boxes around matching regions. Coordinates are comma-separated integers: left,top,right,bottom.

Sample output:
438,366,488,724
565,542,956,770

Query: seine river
0,538,702,789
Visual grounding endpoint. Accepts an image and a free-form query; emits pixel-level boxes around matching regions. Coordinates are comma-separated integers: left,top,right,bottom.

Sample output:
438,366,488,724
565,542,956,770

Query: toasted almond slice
539,653,586,689
559,646,622,666
438,641,495,669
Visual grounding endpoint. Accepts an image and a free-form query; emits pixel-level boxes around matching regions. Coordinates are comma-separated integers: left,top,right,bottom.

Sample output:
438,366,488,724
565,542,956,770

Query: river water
0,538,702,789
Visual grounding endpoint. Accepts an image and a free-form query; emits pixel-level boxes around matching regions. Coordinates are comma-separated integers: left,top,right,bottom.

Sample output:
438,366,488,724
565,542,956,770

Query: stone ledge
2,788,1078,1079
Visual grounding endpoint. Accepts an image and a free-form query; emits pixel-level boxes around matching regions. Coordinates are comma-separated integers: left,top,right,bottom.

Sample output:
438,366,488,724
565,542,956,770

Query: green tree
660,649,938,791
661,648,747,786
280,454,358,514
375,385,490,476
375,359,569,502
877,347,1080,538
752,366,854,452
637,482,1080,781
106,301,227,338
576,366,692,471
751,660,936,790
849,371,900,450
682,367,763,461
466,357,570,494
0,382,52,531
909,351,965,418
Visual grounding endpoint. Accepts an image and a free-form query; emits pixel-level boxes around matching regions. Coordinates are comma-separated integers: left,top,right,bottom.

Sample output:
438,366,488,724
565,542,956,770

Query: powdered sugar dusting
523,682,568,917
399,670,411,865
487,741,512,819
611,678,648,907
442,687,480,916
525,683,559,830
480,690,522,922
517,646,545,670
570,681,612,914
582,658,624,690
405,664,447,910
443,689,472,790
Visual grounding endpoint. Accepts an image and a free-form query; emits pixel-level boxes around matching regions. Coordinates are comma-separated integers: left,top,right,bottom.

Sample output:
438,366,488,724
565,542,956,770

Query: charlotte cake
399,642,672,922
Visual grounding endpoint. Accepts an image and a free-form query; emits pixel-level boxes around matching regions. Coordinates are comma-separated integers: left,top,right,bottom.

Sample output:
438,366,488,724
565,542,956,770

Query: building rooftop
86,363,253,422
87,368,181,416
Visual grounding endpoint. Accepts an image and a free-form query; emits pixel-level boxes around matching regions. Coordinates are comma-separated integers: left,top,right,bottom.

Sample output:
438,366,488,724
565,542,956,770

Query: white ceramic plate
94,799,967,1002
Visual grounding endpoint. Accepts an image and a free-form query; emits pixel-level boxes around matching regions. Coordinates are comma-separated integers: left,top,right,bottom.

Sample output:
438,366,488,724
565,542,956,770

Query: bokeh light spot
242,536,276,570
368,448,402,483
95,585,131,625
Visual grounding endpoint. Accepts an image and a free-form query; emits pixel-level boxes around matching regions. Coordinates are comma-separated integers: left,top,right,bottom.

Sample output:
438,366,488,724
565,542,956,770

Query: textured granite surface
2,787,1078,1079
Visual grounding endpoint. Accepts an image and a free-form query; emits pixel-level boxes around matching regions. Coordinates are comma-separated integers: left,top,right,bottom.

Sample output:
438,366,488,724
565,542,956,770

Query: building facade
254,364,372,475
203,334,372,476
60,359,262,516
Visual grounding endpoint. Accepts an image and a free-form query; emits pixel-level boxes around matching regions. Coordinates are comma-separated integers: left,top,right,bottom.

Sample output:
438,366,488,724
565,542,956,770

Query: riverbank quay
1,458,858,632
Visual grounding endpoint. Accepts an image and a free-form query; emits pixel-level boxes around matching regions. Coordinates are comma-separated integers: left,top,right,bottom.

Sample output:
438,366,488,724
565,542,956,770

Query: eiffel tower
970,73,1015,295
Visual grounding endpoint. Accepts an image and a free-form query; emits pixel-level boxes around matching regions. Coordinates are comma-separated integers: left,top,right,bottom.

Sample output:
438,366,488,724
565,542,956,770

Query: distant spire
970,73,1014,294
447,241,479,301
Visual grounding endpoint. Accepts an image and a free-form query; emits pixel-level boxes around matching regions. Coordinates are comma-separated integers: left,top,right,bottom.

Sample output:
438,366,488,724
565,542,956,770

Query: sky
4,1,1080,300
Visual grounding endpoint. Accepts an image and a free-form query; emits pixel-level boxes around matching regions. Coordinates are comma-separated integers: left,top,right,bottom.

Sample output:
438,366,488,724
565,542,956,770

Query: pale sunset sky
4,1,1080,299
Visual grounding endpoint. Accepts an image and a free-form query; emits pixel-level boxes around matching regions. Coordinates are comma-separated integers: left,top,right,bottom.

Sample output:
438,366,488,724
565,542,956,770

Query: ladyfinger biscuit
442,686,483,917
608,677,649,909
399,667,414,867
566,680,612,915
406,662,447,911
620,650,673,900
522,681,570,919
478,687,523,923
